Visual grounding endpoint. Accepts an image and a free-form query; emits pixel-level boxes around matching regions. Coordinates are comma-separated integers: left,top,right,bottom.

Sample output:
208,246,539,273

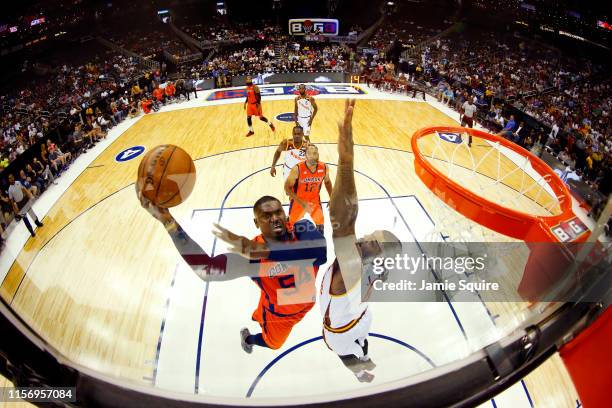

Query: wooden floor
0,99,578,405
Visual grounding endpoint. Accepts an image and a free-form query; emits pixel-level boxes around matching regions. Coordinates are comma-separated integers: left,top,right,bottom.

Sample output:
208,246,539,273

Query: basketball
136,145,196,208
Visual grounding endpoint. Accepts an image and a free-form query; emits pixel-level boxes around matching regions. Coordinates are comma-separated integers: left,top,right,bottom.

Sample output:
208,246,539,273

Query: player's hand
270,166,276,177
243,103,246,110
136,185,171,224
338,99,356,164
212,223,270,260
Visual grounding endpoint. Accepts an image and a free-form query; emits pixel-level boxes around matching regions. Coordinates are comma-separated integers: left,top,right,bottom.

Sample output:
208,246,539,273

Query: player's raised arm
138,189,326,281
329,99,358,238
270,139,288,177
329,99,363,293
137,190,245,281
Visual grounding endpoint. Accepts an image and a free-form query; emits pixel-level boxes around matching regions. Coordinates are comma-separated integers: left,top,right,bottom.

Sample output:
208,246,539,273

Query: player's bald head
358,230,402,260
253,195,282,215
252,196,287,239
292,126,304,143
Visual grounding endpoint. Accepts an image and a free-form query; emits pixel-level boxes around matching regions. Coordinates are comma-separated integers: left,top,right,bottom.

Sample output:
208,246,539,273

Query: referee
7,174,43,237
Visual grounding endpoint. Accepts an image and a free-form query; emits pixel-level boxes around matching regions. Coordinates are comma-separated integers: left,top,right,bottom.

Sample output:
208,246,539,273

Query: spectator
7,173,43,237
40,143,49,166
512,122,525,144
47,147,64,174
497,115,516,138
184,77,197,100
0,190,13,231
18,169,38,197
32,157,57,186
131,83,143,98
25,164,45,193
165,82,176,103
152,85,165,105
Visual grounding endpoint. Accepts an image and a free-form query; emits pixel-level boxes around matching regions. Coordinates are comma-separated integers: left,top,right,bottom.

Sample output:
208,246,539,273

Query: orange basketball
136,145,196,208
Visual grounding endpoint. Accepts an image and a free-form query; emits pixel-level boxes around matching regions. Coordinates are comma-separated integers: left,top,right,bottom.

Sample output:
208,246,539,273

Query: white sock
249,126,254,131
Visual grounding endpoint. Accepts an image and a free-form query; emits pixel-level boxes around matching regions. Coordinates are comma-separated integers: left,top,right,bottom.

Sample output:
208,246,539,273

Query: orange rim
411,126,586,242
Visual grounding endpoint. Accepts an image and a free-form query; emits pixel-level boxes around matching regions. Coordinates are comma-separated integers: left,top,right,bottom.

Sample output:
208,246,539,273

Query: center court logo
276,113,295,122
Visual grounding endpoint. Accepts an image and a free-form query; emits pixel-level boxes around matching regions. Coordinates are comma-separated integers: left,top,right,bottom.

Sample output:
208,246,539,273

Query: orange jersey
165,83,175,96
292,161,326,202
251,234,318,316
152,88,163,101
246,84,259,104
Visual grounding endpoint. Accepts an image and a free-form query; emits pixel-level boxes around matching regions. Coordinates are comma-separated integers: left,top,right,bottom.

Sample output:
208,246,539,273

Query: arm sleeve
168,225,260,281
266,220,327,266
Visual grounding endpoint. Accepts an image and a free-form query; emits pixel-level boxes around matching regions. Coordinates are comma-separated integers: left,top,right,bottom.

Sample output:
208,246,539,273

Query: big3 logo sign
288,19,339,36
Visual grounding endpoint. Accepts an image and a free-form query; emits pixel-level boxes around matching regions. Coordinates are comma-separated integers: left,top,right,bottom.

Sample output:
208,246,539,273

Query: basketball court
0,85,583,407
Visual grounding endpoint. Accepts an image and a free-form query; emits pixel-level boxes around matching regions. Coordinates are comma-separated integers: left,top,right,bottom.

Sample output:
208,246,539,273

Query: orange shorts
289,199,324,226
247,103,262,117
252,297,313,349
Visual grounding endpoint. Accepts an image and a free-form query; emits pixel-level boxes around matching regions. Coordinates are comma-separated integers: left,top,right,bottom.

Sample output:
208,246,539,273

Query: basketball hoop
412,126,594,302
411,126,589,244
302,20,313,35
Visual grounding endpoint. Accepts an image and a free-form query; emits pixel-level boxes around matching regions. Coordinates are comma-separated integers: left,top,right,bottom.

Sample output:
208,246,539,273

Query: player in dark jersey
137,192,326,352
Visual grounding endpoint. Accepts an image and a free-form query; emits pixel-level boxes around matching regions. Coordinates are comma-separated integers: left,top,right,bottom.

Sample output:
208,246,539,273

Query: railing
401,21,464,61
162,49,202,65
168,22,203,52
96,37,160,71
356,12,385,47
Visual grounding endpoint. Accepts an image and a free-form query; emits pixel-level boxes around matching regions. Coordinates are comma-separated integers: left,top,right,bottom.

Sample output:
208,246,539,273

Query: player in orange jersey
137,192,326,352
244,76,275,137
285,144,333,235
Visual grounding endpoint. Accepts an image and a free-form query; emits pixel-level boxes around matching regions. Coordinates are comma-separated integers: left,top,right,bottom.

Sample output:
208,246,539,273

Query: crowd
0,51,200,247
180,17,278,44
187,41,348,81
366,18,450,54
355,25,610,202
109,29,173,60
1,16,610,247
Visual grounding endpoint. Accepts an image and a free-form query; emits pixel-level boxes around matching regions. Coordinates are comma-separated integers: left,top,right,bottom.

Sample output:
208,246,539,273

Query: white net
420,130,562,220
